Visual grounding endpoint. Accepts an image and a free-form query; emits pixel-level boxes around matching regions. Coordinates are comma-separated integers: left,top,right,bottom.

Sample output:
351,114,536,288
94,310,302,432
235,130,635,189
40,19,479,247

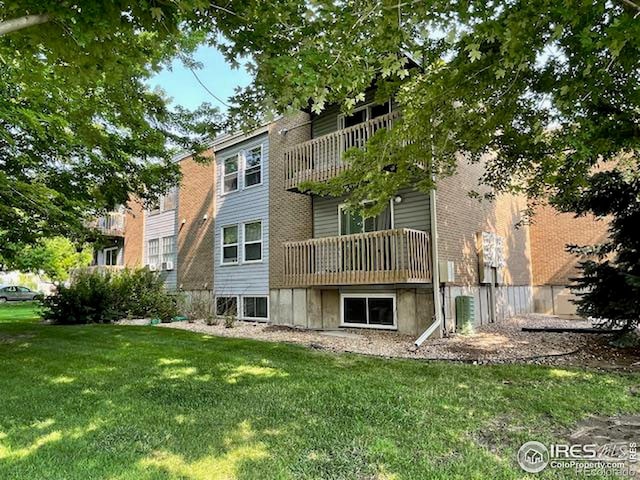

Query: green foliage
569,164,640,331
42,268,179,324
3,237,92,282
0,3,223,258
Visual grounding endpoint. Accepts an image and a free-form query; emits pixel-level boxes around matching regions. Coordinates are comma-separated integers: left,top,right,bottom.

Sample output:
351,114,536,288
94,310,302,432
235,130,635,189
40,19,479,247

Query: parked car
0,285,42,302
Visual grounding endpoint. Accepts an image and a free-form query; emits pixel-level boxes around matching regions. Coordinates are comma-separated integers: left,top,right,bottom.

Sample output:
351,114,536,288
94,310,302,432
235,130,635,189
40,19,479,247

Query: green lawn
0,301,41,323
0,305,638,479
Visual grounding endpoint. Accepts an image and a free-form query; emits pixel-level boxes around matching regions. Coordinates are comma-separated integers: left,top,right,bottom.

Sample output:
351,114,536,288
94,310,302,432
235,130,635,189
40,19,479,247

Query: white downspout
414,182,443,347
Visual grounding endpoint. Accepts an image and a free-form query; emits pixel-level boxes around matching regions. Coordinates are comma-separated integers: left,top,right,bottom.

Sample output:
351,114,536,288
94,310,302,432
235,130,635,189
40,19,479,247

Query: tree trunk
0,14,51,36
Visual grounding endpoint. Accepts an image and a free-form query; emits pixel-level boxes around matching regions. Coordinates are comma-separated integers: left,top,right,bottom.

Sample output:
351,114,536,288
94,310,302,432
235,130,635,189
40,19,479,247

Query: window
216,296,237,317
149,189,177,214
223,155,239,193
243,221,262,262
338,202,393,235
18,287,31,293
222,225,239,264
338,101,391,129
147,239,160,266
341,294,396,329
242,296,268,320
104,247,119,266
162,236,176,263
244,146,262,187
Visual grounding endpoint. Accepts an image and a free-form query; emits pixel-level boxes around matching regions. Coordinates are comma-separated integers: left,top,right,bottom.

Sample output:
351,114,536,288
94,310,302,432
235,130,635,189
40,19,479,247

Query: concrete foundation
533,285,580,317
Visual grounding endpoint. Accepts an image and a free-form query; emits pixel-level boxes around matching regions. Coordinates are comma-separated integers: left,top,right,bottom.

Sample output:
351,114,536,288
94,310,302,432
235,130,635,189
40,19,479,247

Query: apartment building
109,86,603,339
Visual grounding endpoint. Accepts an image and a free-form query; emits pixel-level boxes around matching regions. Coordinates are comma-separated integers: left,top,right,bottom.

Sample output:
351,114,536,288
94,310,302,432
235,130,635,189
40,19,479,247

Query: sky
149,45,252,112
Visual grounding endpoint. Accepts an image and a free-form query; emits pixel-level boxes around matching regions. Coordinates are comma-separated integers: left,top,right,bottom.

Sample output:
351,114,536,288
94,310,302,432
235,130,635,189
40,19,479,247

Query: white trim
340,293,397,330
215,295,239,317
221,154,240,195
242,220,263,263
337,200,395,235
240,295,269,321
242,144,263,190
103,246,119,266
220,225,239,265
146,238,160,266
337,99,392,130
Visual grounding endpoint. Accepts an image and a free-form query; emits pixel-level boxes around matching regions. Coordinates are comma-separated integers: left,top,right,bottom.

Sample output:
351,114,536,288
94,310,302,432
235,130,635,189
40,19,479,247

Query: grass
0,301,41,323
0,305,638,479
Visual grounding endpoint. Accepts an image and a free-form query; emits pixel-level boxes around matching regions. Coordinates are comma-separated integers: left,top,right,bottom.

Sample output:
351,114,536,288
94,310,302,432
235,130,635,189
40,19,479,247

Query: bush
42,268,179,324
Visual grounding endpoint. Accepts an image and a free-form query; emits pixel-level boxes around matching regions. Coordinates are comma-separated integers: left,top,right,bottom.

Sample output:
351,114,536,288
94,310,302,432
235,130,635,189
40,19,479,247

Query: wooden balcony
88,212,125,237
284,111,400,191
283,228,432,287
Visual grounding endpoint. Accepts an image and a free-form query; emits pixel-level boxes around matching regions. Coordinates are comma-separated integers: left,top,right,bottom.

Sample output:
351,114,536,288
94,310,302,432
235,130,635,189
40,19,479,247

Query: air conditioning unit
164,261,174,271
148,263,158,271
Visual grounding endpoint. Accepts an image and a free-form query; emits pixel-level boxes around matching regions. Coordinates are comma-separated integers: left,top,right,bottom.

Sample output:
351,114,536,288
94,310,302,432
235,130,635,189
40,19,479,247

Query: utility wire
188,67,231,108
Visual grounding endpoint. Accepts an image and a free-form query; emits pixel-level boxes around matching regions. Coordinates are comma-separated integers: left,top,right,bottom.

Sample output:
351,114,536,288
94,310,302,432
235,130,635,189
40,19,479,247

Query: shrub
184,294,215,324
42,268,179,324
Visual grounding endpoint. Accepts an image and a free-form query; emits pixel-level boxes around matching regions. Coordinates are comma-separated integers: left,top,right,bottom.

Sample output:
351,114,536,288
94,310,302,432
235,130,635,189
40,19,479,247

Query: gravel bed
155,314,640,370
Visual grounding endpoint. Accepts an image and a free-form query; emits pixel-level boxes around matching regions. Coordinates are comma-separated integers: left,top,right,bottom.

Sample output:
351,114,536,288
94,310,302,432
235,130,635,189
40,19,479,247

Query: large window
162,236,176,264
223,155,239,193
216,296,238,317
222,225,239,264
244,146,262,187
341,294,396,329
338,202,393,235
147,239,160,266
104,247,119,266
242,296,268,320
243,221,262,262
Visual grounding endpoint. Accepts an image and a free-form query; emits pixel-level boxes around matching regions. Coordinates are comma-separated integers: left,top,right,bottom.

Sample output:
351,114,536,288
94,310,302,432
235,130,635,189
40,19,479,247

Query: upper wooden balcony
284,110,400,191
283,228,432,287
88,212,125,237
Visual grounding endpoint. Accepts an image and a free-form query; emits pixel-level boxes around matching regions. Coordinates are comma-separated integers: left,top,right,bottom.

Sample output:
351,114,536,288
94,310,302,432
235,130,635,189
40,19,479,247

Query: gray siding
144,209,178,290
313,189,431,238
214,133,270,298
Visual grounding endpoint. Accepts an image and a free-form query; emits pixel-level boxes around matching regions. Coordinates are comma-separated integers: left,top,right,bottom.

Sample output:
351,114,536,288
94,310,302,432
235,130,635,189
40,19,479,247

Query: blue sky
149,45,252,111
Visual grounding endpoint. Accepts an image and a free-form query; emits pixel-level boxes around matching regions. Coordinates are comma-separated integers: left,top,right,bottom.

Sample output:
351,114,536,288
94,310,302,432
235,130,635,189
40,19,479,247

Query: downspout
414,181,443,347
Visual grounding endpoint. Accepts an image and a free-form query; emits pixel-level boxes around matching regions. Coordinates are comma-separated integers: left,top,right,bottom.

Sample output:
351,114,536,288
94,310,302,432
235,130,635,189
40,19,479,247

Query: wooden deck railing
88,212,125,237
284,110,400,190
283,228,431,286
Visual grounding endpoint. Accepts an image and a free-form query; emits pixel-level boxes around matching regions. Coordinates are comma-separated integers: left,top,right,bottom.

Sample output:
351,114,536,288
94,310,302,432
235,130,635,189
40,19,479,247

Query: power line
188,67,231,108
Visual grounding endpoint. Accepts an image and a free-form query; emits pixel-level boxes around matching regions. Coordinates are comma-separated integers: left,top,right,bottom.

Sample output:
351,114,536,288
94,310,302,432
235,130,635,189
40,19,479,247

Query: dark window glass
368,298,394,326
243,297,268,319
244,243,262,261
223,246,238,263
343,109,367,128
216,297,237,316
370,102,390,119
344,297,367,324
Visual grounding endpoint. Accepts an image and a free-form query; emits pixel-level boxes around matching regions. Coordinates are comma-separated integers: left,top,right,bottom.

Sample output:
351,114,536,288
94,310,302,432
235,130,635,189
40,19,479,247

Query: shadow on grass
0,323,639,479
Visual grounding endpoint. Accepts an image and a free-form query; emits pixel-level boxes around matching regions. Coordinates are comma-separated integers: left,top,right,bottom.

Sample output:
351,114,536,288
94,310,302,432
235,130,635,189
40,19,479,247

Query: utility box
455,295,475,334
439,260,456,283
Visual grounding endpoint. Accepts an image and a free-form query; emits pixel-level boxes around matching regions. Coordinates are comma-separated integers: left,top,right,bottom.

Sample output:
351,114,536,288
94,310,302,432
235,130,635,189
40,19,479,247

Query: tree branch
0,14,51,36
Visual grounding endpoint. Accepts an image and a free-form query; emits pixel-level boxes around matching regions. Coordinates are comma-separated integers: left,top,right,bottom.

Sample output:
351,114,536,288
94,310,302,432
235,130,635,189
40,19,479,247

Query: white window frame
215,295,239,317
147,238,160,266
337,200,395,235
161,236,176,264
242,220,263,263
220,225,239,265
149,189,177,215
240,295,269,321
243,145,263,189
340,293,397,330
222,154,240,194
104,247,119,266
337,100,392,130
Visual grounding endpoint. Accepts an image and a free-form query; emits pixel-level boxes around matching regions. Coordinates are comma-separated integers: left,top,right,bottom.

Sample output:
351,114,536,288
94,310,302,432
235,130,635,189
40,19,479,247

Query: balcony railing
284,110,400,191
88,212,125,237
283,228,431,287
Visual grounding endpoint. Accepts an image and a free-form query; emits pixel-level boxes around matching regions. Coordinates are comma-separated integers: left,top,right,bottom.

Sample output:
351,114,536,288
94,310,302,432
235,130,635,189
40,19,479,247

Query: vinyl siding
313,189,431,238
144,209,178,289
214,133,269,297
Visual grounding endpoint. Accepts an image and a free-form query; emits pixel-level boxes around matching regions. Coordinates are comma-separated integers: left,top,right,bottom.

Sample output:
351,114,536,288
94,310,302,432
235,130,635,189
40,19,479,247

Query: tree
569,161,640,331
218,0,639,218
2,237,92,282
0,2,224,259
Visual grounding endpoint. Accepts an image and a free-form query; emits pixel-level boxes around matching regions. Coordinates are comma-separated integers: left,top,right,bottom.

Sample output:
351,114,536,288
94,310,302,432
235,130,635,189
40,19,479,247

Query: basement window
242,296,268,320
216,296,238,317
341,294,396,329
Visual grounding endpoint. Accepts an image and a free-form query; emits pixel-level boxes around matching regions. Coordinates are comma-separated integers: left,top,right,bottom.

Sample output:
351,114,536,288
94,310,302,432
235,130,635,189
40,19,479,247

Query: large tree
0,2,225,258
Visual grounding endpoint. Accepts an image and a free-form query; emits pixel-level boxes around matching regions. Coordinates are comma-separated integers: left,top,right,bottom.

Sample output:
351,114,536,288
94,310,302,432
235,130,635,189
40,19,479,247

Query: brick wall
436,158,532,286
177,151,215,290
268,113,313,289
530,203,608,286
123,197,144,267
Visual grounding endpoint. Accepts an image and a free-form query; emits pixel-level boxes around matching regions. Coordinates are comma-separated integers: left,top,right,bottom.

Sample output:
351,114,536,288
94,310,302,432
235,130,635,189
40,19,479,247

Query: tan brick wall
268,113,313,289
530,203,608,286
177,151,215,290
436,159,532,286
123,197,144,267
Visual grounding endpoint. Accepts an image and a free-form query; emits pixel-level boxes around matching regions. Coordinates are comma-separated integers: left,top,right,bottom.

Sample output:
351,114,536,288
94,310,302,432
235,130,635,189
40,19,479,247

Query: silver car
0,285,41,303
